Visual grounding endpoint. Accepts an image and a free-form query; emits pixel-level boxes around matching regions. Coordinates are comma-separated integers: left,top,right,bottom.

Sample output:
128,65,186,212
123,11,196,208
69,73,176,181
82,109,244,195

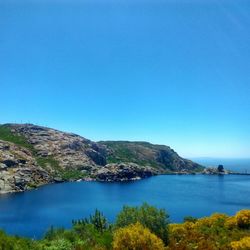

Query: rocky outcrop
0,140,51,193
99,141,203,172
93,163,158,182
0,123,204,193
202,167,231,175
7,124,107,170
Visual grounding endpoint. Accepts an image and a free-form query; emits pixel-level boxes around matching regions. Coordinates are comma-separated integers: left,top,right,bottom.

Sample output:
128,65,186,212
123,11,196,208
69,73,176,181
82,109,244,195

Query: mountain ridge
0,123,204,193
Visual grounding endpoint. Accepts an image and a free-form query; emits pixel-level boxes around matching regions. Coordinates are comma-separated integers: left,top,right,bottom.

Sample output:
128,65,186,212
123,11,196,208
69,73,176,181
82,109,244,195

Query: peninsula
0,124,203,193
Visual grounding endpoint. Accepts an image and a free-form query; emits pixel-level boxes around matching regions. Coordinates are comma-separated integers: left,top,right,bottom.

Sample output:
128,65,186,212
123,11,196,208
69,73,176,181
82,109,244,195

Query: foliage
0,230,39,250
61,170,86,181
41,222,112,250
115,202,169,244
36,156,61,171
235,210,250,229
0,206,250,250
39,238,72,250
231,236,250,250
167,211,250,250
113,222,165,250
100,141,204,172
0,125,62,175
73,210,110,233
183,216,197,223
0,125,35,153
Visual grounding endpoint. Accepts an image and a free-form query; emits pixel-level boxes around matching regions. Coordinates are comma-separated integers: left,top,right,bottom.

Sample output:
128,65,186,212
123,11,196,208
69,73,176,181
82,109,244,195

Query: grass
102,141,162,168
0,125,35,153
36,156,61,170
0,125,63,175
61,169,87,181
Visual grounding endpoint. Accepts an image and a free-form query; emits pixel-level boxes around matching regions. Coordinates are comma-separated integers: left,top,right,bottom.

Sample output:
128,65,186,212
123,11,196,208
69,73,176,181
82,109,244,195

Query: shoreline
1,171,250,195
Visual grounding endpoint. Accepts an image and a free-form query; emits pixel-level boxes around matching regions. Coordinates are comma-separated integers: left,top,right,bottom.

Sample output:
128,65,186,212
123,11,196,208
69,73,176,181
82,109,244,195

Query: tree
115,203,169,244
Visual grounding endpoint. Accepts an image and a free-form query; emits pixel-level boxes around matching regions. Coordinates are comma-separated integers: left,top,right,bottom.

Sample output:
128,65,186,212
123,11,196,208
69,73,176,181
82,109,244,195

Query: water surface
0,175,250,238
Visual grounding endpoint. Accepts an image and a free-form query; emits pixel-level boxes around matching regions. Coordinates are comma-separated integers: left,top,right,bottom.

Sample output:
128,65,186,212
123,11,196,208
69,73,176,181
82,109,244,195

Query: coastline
2,170,250,195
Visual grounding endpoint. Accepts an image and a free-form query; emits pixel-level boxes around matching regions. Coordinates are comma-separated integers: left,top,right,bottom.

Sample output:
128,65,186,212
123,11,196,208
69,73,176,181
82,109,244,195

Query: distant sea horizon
191,157,250,173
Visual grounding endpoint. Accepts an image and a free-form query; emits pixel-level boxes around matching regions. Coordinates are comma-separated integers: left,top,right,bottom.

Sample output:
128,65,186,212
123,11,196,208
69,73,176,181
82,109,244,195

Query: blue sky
0,0,250,158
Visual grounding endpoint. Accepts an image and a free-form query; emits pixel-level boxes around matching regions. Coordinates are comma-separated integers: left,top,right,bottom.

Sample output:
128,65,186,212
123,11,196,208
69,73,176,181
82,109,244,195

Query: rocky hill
100,141,203,172
0,124,203,193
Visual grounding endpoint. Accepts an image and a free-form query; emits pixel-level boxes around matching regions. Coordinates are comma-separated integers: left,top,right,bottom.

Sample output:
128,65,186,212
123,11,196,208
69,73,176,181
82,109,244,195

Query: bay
0,174,250,239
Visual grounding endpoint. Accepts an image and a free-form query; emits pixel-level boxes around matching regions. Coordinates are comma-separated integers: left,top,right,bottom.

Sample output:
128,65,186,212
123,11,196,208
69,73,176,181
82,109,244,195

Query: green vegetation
61,169,87,181
36,156,61,170
101,141,160,167
168,210,250,249
113,222,165,250
0,230,38,250
115,203,169,244
0,124,60,171
100,141,204,172
0,204,249,249
36,158,87,181
0,125,35,152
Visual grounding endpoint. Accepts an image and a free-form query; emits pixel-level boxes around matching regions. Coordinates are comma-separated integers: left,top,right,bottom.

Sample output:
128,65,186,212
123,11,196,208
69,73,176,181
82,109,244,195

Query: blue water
0,174,250,239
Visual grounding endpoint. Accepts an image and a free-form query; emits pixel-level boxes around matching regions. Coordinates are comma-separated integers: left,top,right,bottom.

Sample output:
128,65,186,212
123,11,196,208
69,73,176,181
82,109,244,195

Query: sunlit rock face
0,124,203,193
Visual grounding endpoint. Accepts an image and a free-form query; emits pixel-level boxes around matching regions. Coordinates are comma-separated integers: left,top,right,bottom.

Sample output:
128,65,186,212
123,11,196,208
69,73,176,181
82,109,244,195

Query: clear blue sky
1,0,250,158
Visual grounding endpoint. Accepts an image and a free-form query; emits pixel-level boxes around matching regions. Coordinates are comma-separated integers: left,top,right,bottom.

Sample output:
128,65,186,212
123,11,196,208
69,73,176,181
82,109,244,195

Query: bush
183,216,197,223
235,210,250,229
72,210,112,250
73,210,110,233
225,216,237,229
38,238,72,250
113,222,165,250
115,203,169,244
0,230,38,250
231,236,250,250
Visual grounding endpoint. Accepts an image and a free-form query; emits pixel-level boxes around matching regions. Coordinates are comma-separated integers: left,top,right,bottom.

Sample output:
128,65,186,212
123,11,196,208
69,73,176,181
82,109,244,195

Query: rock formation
0,124,204,193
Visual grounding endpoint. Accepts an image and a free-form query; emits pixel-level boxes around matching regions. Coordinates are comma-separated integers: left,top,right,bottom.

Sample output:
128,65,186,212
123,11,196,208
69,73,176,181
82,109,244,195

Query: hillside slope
0,124,203,193
100,141,203,172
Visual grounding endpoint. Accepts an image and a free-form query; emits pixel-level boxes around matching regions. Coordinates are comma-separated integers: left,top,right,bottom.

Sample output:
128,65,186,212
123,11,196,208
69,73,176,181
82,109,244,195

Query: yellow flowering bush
113,222,165,250
194,213,228,229
225,216,237,229
231,236,250,250
167,211,250,250
235,210,250,229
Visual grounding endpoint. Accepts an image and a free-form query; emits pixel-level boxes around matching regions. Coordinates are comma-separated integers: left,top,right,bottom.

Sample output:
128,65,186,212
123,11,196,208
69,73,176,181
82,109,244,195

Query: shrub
183,216,197,223
113,222,165,250
0,230,38,250
225,216,237,229
39,238,72,250
73,210,109,233
72,211,112,250
231,236,250,250
115,203,169,244
235,210,250,229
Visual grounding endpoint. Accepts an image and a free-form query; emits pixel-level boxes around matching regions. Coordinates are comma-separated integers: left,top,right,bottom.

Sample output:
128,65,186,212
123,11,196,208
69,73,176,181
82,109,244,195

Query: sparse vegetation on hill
0,124,203,193
100,141,203,172
0,125,35,152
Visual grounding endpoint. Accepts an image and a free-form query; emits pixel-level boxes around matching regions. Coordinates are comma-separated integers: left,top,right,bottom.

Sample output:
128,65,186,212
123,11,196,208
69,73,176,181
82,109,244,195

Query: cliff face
0,124,203,193
0,140,51,193
99,141,203,172
7,124,107,170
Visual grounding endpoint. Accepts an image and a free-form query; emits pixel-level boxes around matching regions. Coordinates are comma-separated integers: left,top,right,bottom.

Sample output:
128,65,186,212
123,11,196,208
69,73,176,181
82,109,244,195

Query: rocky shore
0,124,204,193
